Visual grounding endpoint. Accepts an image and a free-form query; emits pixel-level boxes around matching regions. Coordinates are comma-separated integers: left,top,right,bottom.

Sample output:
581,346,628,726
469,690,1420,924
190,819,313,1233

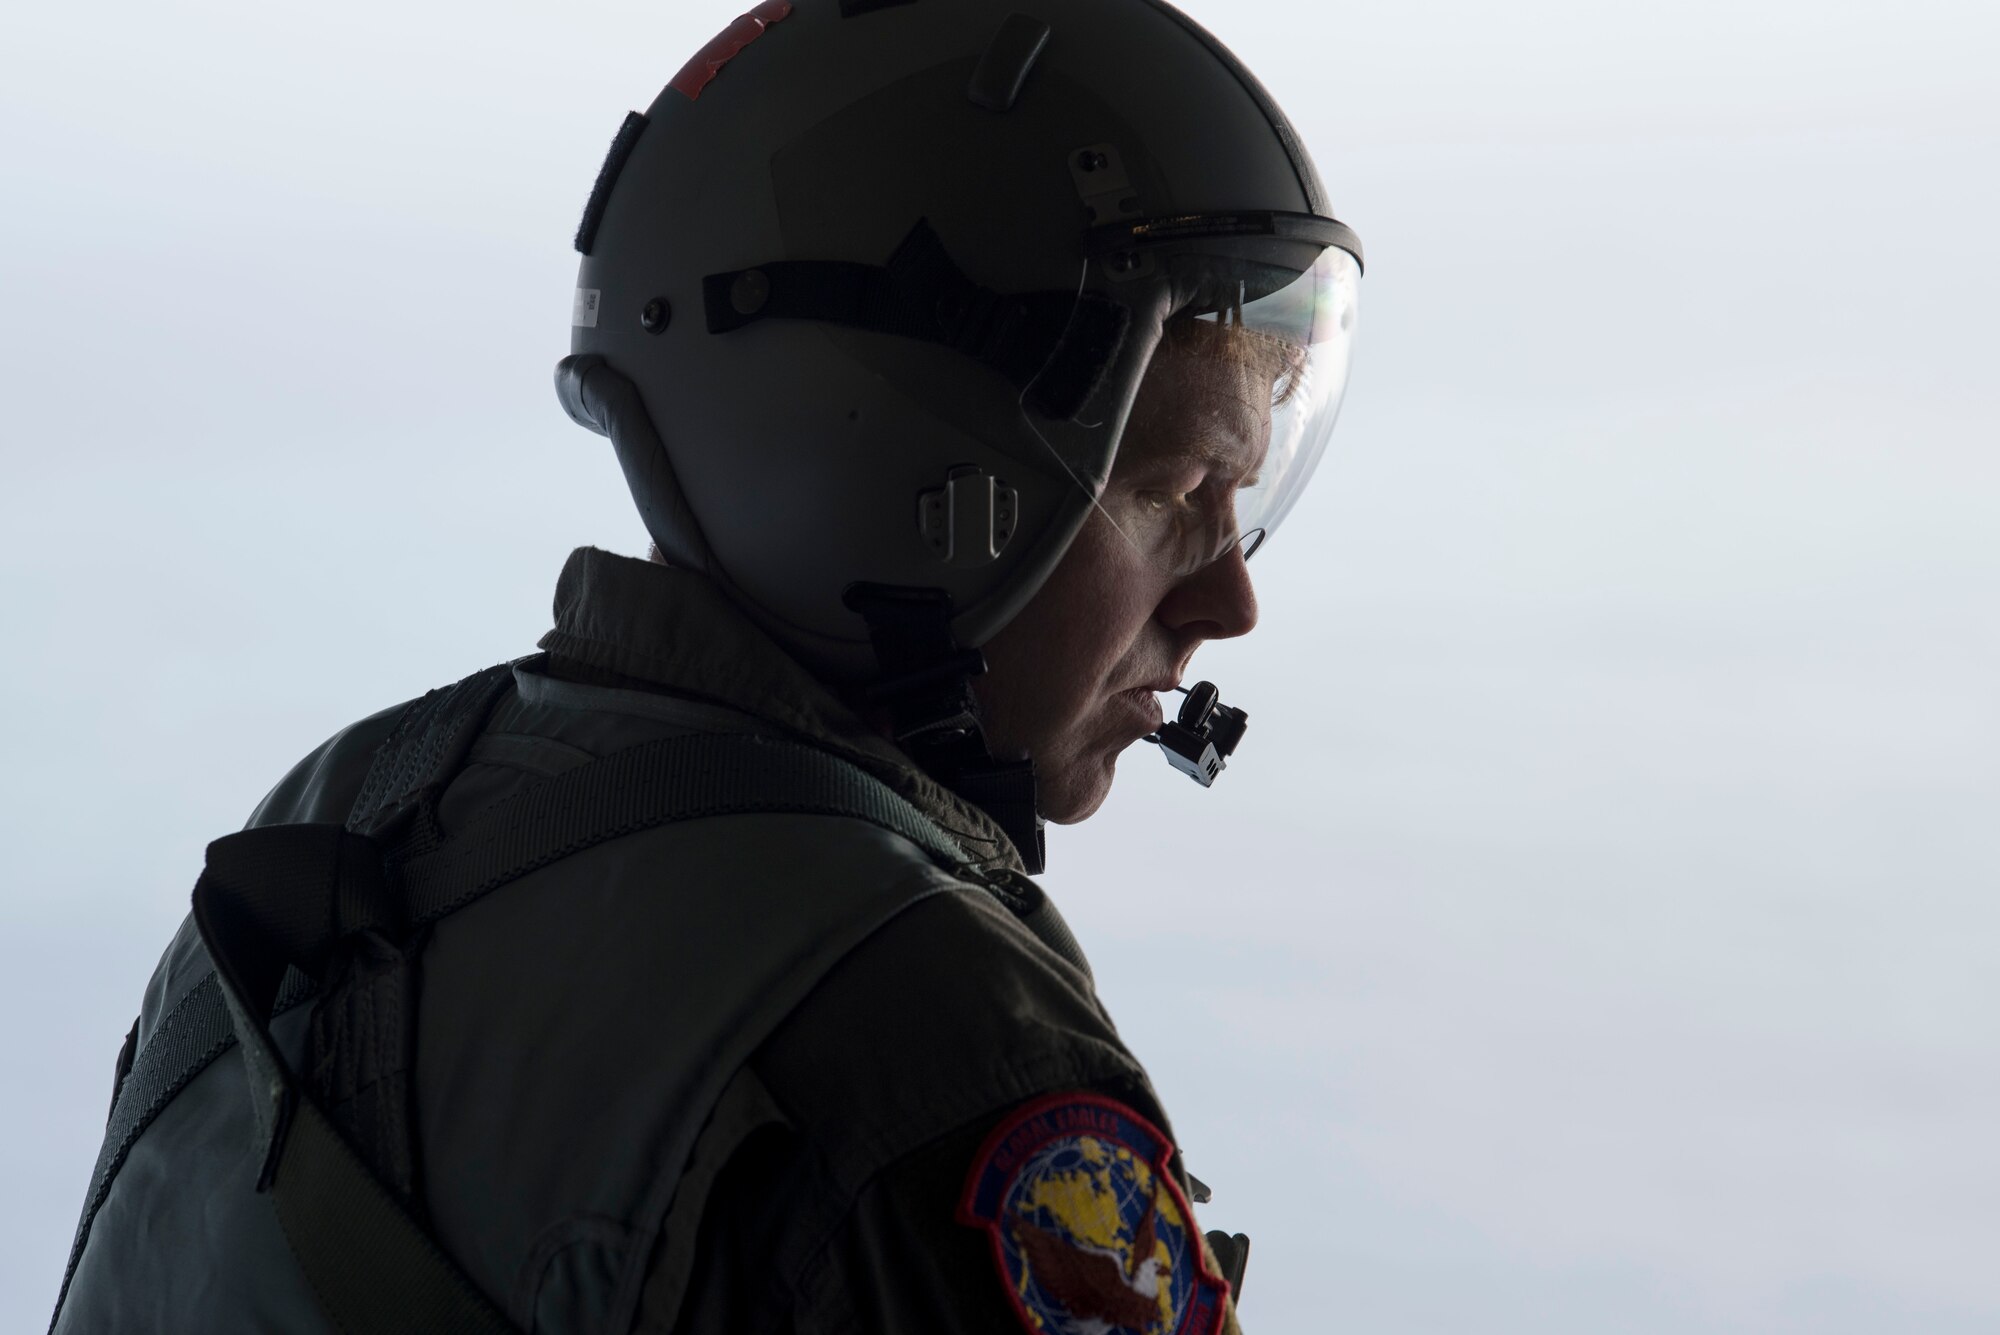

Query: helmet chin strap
841,583,1046,876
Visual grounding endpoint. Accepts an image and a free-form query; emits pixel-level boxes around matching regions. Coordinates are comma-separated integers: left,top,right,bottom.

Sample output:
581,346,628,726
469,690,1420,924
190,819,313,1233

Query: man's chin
1037,748,1120,826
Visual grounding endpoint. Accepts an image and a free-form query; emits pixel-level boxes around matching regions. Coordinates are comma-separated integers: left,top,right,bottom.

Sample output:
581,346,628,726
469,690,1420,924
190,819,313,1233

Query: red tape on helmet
669,0,794,101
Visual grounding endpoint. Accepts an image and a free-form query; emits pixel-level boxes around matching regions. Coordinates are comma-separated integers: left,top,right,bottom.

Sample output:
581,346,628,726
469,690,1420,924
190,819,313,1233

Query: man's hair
1158,314,1312,413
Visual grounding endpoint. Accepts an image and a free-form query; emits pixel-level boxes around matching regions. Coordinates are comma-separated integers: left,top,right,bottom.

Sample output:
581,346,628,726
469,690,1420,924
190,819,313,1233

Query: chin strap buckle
843,583,1045,874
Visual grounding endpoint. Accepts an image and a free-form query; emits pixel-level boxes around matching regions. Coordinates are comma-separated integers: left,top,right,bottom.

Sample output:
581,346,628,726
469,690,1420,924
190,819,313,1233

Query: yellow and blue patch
959,1092,1227,1335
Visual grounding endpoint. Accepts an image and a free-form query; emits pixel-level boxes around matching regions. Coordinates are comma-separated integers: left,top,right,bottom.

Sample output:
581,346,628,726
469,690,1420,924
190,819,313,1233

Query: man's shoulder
753,882,1147,1186
126,694,418,1040
670,890,1176,1333
244,696,413,829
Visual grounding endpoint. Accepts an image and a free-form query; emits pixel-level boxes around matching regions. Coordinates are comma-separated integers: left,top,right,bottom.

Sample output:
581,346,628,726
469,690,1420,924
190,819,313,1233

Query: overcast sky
3,0,1996,1330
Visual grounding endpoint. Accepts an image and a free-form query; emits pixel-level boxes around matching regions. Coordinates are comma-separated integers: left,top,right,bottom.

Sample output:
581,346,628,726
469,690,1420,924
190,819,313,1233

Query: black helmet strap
842,582,1046,874
704,219,1127,422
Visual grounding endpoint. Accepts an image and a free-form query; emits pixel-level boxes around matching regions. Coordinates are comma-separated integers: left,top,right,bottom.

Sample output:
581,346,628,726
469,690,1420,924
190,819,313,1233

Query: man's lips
1121,674,1185,697
1113,684,1171,733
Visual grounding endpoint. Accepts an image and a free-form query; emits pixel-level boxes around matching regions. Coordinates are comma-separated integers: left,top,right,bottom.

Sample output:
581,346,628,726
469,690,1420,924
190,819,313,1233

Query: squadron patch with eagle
959,1092,1228,1334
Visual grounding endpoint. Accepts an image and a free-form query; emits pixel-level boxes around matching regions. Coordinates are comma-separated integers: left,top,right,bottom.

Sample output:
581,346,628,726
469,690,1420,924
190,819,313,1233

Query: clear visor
1027,243,1359,579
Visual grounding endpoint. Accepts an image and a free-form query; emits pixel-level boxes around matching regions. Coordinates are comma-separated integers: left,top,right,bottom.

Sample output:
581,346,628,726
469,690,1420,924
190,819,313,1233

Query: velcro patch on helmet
669,0,794,101
573,111,648,256
959,1092,1228,1335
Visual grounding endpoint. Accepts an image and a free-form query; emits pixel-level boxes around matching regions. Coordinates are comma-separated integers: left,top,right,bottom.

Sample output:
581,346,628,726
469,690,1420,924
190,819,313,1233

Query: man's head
560,0,1361,864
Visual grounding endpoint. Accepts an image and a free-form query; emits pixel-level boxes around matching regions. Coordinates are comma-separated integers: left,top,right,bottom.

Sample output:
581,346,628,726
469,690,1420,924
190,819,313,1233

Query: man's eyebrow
1181,435,1266,480
1142,435,1251,472
1117,416,1266,482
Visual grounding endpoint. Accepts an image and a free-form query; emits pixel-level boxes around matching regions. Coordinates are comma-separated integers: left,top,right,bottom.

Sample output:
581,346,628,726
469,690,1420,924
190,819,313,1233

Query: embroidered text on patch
959,1092,1227,1334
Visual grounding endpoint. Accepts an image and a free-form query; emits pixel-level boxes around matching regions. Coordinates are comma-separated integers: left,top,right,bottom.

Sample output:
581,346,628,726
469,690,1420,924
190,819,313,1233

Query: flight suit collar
536,546,1027,874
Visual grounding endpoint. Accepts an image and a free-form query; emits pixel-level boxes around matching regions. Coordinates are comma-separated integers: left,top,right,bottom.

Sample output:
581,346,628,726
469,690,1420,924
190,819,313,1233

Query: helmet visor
1025,239,1360,579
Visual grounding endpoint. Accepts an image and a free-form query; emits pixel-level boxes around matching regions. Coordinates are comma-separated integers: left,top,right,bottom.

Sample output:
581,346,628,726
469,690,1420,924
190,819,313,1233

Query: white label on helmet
572,288,601,328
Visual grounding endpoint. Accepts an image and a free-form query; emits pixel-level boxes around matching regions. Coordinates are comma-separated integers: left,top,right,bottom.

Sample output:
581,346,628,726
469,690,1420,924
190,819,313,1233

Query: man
50,0,1361,1330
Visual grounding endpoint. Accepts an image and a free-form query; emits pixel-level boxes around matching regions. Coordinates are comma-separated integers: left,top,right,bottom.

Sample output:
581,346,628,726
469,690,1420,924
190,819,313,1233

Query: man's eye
1140,490,1193,515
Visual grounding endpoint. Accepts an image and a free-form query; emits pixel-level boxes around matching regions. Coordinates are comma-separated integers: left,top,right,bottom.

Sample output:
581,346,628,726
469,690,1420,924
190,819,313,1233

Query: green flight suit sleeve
635,889,1241,1334
796,1088,1245,1335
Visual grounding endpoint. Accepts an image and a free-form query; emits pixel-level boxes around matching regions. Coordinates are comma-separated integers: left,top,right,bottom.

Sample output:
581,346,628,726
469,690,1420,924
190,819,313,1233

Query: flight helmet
556,0,1363,684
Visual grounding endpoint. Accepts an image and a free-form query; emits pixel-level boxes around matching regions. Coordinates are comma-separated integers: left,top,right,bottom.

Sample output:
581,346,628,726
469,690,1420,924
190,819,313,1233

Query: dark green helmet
557,0,1362,681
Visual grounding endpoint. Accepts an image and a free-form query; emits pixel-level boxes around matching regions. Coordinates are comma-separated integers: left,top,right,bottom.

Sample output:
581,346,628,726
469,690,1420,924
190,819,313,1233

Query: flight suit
53,545,1243,1334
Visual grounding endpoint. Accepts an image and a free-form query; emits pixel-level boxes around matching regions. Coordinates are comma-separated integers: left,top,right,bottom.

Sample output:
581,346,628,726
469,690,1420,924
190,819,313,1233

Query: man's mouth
1113,685,1166,734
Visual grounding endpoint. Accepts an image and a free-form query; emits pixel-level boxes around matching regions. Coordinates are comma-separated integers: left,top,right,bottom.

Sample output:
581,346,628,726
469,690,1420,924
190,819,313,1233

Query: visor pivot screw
1075,149,1108,173
1109,250,1140,275
640,297,671,333
730,269,771,316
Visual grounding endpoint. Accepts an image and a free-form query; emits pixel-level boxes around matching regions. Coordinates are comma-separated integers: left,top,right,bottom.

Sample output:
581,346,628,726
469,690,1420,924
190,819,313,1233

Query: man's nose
1158,544,1260,642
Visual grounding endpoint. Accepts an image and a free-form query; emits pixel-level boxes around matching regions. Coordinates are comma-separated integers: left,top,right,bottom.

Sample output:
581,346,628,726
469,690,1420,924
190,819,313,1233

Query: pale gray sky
3,0,1996,1329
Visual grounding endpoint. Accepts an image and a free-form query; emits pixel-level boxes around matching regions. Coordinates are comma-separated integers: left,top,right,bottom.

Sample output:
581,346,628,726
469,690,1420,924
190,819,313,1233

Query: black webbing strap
48,665,520,1333
391,731,968,928
193,823,518,1333
844,583,988,765
348,662,521,841
841,583,1047,875
702,218,1129,421
48,968,316,1330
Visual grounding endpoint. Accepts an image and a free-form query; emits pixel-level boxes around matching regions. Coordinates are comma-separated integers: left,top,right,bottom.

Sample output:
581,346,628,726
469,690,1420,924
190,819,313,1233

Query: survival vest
50,659,1088,1334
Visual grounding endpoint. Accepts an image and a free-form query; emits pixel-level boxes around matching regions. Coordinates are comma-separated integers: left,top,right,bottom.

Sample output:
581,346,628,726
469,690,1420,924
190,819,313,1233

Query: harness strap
348,661,520,840
394,730,968,929
841,583,1047,874
47,969,316,1331
195,823,519,1333
49,662,523,1332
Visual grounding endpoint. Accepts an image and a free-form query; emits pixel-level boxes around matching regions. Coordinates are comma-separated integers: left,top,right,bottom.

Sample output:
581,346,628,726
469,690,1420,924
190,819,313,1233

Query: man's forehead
1116,393,1270,478
1139,435,1253,473
1118,332,1284,474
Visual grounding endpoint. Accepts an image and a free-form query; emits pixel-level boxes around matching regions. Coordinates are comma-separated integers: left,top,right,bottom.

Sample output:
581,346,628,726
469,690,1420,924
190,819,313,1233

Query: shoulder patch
958,1091,1228,1334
